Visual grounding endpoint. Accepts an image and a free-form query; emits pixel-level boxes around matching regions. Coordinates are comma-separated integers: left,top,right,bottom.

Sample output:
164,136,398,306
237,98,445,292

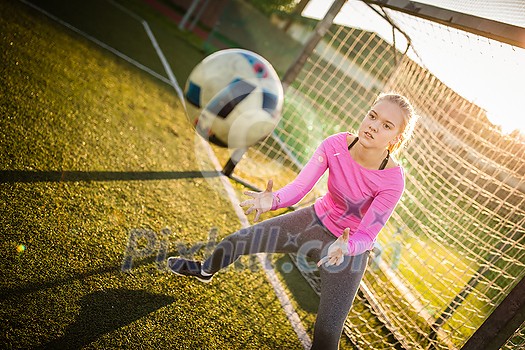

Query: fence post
189,0,211,31
282,0,311,33
281,0,347,89
179,0,201,31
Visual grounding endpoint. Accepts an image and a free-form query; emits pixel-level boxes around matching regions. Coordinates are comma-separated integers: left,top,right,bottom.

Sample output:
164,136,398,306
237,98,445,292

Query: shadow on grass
38,288,174,349
0,254,173,300
274,254,319,314
0,170,221,183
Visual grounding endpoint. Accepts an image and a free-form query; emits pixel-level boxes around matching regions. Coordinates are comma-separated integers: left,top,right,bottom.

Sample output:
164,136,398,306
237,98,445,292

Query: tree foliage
245,0,297,16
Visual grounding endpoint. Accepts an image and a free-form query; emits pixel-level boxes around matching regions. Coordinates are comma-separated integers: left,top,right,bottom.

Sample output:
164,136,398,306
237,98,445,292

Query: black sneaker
167,257,214,283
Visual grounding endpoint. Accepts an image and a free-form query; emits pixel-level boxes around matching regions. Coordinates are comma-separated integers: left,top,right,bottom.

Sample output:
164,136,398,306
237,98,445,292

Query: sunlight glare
302,0,525,134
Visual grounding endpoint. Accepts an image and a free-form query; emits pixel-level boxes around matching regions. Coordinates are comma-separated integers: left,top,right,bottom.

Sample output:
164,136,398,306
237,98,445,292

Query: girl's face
358,100,405,150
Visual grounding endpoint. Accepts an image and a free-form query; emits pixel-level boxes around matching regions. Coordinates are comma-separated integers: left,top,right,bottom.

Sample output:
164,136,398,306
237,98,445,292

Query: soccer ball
184,49,284,149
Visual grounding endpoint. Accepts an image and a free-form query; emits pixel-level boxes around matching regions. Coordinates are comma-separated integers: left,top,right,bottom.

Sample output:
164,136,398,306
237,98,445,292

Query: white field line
142,13,312,348
141,21,185,104
18,0,312,347
108,0,185,106
199,136,312,349
134,7,311,347
18,0,171,86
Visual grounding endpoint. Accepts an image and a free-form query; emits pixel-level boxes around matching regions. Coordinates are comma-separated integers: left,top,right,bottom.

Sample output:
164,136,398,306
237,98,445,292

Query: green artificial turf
0,1,307,348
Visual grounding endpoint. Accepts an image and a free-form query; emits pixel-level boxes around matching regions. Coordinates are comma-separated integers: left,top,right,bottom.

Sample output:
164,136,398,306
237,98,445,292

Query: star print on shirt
339,197,367,221
370,209,389,227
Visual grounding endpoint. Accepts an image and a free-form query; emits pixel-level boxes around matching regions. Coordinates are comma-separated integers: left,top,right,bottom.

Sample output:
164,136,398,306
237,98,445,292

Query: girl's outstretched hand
317,228,351,267
240,180,274,222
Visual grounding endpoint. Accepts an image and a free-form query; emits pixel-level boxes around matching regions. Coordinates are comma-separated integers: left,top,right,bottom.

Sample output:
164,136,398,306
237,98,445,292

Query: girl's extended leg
202,205,329,274
168,205,370,347
311,251,369,350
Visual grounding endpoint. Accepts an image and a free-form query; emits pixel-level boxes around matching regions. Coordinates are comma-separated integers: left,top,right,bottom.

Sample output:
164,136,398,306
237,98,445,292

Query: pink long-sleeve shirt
272,132,405,256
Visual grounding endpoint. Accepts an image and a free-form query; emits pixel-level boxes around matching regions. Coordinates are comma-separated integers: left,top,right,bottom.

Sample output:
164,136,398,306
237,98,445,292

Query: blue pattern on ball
185,81,201,107
206,78,256,118
262,89,278,115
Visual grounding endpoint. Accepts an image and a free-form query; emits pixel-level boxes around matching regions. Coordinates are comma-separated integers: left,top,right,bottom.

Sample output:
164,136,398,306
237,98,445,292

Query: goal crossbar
362,0,525,49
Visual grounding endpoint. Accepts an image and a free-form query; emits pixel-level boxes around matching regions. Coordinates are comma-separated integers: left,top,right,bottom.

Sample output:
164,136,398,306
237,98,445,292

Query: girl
168,92,418,349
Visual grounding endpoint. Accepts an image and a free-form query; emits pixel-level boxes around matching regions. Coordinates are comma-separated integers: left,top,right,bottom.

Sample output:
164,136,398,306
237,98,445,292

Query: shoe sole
167,258,213,283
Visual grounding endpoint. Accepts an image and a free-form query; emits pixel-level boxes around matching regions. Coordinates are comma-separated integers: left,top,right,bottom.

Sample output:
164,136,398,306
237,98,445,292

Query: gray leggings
203,206,369,350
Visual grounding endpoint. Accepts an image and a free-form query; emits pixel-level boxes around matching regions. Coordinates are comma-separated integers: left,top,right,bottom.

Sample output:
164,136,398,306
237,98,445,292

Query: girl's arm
271,140,329,210
240,138,329,221
347,185,404,255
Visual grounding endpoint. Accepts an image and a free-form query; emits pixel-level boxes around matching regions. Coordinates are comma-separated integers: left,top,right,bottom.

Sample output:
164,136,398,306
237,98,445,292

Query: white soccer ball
184,49,284,149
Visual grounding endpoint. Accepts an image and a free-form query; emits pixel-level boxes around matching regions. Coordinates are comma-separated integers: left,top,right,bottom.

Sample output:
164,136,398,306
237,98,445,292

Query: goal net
225,1,525,348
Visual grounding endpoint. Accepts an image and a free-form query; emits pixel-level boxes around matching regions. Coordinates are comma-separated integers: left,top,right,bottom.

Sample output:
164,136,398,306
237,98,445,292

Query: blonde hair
374,92,418,154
